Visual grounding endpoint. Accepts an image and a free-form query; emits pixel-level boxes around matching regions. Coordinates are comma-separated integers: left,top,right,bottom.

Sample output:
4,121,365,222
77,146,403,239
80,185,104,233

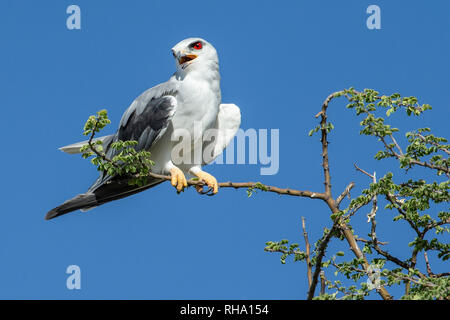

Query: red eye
193,42,202,50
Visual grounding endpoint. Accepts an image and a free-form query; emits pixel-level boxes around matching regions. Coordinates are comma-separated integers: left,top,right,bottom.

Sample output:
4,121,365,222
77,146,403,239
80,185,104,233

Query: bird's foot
170,167,187,193
193,171,219,195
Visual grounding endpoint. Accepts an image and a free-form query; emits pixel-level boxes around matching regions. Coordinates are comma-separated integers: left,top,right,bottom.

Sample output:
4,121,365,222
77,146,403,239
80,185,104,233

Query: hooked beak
178,54,198,65
172,49,198,65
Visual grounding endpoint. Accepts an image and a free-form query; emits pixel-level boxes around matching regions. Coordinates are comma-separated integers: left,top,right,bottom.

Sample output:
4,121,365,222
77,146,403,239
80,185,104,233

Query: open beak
178,54,198,65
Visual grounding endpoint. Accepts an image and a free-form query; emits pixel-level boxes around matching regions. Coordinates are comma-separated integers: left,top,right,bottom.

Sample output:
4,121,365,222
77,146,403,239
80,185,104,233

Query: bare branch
302,217,312,288
122,172,328,199
316,92,342,198
320,271,326,296
307,222,338,300
354,163,374,179
336,182,355,206
424,252,433,277
355,237,388,246
389,134,404,156
372,244,412,271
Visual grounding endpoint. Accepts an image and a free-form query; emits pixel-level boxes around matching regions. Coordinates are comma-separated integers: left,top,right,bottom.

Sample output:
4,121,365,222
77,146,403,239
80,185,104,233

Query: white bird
46,38,241,220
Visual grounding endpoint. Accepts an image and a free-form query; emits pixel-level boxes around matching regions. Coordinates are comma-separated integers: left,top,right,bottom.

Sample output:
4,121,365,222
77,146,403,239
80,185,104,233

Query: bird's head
171,38,218,72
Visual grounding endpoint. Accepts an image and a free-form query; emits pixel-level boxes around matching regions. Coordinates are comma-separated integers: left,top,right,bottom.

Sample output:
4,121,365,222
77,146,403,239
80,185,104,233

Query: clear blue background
0,0,448,299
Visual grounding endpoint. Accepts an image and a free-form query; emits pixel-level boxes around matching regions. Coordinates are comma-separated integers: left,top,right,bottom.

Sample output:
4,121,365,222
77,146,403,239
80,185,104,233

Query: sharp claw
204,186,213,194
206,187,215,196
193,171,219,195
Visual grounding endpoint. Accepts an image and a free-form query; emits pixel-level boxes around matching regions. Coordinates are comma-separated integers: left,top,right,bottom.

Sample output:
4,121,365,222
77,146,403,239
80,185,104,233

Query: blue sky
0,0,448,299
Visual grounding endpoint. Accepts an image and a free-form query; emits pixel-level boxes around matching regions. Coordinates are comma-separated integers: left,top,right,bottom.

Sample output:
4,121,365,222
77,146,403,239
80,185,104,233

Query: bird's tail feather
45,177,164,220
45,193,97,220
59,135,115,154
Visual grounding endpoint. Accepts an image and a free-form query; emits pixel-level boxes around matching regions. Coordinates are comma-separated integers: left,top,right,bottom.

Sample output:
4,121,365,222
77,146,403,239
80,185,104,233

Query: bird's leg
192,170,219,194
169,167,188,193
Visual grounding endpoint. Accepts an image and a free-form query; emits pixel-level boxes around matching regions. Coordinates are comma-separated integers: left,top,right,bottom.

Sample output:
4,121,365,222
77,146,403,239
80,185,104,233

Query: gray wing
46,81,180,219
58,82,178,155
119,81,178,132
89,82,178,193
113,95,176,153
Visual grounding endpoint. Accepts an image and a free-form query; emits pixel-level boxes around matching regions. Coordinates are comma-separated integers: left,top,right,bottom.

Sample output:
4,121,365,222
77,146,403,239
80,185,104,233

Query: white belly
149,77,220,174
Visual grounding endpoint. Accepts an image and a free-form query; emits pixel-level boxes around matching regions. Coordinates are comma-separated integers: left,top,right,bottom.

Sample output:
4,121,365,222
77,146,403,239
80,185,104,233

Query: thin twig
385,193,421,235
336,182,355,206
379,135,449,175
316,92,337,198
307,222,338,300
389,134,404,156
355,237,388,245
354,163,374,179
417,134,450,156
424,252,433,277
302,217,312,288
368,171,378,238
320,271,326,296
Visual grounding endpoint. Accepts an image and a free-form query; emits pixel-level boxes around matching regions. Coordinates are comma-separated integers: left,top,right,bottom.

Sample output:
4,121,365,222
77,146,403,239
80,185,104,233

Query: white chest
172,76,220,135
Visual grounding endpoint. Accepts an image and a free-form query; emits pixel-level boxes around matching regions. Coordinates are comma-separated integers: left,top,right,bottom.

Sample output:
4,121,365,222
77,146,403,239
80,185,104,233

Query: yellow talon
194,170,219,194
170,167,187,193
